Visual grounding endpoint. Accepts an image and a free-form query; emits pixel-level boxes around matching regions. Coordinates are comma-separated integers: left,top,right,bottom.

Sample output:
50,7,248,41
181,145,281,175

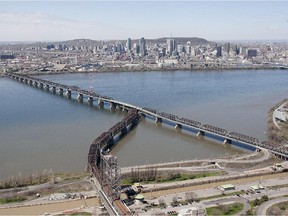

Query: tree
185,192,199,202
158,197,166,207
171,196,178,206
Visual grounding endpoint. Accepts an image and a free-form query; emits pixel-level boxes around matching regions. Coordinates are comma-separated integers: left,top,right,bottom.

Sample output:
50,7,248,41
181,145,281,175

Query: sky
0,1,287,42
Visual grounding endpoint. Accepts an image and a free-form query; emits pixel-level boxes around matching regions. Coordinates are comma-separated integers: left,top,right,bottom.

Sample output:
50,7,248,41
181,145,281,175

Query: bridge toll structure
65,89,71,99
77,93,83,103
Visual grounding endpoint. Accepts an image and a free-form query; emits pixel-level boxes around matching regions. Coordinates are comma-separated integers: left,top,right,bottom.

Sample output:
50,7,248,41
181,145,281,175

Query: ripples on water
0,70,287,179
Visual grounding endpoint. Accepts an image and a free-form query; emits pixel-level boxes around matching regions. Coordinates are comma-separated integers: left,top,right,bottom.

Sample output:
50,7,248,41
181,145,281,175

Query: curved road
256,197,288,216
203,197,250,216
121,149,271,174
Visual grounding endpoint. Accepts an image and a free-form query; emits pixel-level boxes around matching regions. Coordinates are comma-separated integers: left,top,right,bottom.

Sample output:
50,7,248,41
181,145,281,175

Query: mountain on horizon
2,37,210,47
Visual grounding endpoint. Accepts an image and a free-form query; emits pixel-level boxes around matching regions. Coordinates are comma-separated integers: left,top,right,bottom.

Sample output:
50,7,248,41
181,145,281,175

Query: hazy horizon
0,1,287,42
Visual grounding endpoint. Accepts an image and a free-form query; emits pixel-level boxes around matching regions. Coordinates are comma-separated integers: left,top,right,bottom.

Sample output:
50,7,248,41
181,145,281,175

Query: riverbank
267,99,288,144
8,63,283,76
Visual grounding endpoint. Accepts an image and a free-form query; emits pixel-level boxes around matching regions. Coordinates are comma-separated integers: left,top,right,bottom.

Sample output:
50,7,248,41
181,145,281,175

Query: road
256,197,288,216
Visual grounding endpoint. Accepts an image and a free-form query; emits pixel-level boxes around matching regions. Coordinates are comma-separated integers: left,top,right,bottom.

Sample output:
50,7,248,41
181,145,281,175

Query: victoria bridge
5,72,288,215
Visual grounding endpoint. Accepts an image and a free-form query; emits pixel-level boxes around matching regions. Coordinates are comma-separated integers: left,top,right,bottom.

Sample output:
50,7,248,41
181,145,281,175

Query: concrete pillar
38,83,43,89
197,130,205,137
23,79,28,84
77,93,83,102
50,86,56,94
98,99,104,107
155,117,162,123
223,139,232,145
44,84,50,91
58,88,63,96
65,90,71,99
122,106,128,113
174,124,182,129
87,96,93,105
110,102,116,109
33,81,38,87
28,80,33,85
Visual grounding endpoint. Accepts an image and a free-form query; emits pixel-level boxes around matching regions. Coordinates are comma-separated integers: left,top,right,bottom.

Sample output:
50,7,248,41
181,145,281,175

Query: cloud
268,26,279,30
0,12,50,25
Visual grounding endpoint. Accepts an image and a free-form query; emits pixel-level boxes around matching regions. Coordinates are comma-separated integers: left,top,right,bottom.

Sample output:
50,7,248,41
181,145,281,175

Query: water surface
1,69,287,179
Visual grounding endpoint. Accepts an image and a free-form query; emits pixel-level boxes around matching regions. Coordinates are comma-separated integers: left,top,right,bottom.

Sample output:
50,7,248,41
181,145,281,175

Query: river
0,69,287,179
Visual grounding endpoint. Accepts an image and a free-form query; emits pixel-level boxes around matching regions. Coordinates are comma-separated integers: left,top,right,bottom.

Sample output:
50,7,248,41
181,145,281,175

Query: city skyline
0,1,287,42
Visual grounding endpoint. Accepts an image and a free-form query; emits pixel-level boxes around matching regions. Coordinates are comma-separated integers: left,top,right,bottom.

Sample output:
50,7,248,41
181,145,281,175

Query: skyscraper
216,46,222,57
126,38,132,51
166,38,175,55
139,37,146,57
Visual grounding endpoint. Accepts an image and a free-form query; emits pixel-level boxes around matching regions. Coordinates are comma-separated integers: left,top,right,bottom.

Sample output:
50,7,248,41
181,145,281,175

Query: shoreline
7,64,284,76
267,99,288,144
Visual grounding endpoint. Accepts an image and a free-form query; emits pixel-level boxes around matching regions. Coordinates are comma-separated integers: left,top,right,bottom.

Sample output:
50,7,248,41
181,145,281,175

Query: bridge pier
223,138,232,145
98,99,104,107
38,83,43,89
58,88,63,96
65,90,71,99
50,86,56,94
155,117,162,123
197,130,205,137
33,81,38,87
122,106,128,113
88,96,94,105
23,79,28,84
110,102,116,110
77,93,83,102
28,80,33,85
174,123,182,129
44,84,50,91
